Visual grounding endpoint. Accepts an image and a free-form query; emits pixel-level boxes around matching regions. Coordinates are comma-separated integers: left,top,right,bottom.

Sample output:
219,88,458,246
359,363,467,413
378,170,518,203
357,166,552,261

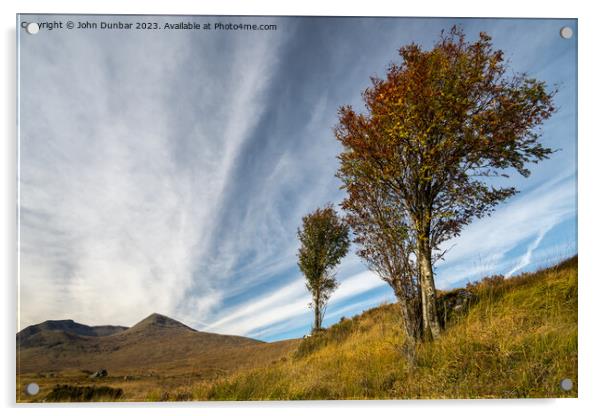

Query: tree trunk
313,303,321,331
313,291,322,331
392,282,418,366
417,239,441,341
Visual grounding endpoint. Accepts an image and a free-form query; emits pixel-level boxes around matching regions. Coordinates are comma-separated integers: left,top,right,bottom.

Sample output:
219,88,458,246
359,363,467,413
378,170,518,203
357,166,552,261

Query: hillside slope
194,257,578,400
18,313,301,402
17,313,281,375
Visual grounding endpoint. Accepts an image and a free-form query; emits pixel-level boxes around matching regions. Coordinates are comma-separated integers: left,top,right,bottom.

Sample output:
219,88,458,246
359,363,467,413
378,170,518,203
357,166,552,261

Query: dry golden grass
17,338,300,402
17,257,577,401
192,257,577,400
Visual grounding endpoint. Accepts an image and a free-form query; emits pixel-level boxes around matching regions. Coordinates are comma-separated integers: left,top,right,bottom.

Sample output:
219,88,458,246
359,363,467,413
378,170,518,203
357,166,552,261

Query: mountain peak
128,313,196,333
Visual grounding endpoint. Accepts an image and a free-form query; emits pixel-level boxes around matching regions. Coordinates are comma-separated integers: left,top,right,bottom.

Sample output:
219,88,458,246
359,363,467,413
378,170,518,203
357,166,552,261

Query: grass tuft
45,384,124,402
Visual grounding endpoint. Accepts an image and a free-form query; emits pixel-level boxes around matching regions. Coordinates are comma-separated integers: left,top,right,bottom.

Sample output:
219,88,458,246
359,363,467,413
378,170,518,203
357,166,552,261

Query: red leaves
335,26,555,252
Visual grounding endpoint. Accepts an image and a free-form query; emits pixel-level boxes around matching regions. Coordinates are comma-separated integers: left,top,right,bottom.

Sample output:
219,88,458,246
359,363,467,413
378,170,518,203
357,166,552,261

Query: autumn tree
335,27,555,340
297,204,350,332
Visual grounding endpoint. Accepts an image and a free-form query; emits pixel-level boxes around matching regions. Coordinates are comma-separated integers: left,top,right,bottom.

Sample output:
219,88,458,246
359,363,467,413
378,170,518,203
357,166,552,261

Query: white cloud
329,271,385,303
504,225,553,277
436,172,576,287
202,279,306,333
202,269,386,337
17,18,576,342
18,21,287,330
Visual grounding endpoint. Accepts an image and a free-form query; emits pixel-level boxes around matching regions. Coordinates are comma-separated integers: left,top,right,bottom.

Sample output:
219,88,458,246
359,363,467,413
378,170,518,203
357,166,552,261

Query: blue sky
18,16,576,341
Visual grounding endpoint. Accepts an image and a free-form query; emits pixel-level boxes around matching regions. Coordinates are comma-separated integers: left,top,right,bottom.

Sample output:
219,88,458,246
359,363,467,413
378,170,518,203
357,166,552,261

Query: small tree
297,204,350,332
335,27,555,340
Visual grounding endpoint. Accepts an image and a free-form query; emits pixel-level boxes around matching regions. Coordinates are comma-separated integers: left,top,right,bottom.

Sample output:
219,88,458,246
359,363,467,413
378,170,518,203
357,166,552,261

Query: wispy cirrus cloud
436,171,576,287
18,17,576,342
202,268,386,337
504,226,553,277
19,16,288,330
212,170,576,339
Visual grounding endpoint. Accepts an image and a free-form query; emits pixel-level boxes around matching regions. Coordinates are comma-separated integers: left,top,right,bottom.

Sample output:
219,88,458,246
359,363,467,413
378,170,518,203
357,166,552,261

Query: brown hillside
17,313,299,377
17,319,127,348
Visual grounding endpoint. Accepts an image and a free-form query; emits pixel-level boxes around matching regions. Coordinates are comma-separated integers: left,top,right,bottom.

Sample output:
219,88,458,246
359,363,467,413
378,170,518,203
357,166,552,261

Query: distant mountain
17,319,127,348
16,313,298,376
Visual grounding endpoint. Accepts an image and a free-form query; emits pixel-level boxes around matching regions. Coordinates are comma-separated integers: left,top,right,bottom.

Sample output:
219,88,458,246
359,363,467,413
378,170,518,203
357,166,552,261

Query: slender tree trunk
417,238,441,341
313,288,322,331
393,282,418,366
314,304,321,331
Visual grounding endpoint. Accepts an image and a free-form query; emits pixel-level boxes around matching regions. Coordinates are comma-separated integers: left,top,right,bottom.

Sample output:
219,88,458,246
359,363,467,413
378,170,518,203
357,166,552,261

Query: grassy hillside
191,257,577,400
17,338,301,402
17,314,301,402
17,257,577,401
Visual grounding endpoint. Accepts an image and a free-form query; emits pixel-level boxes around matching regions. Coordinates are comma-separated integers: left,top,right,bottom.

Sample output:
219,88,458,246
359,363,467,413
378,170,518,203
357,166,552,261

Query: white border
2,1,600,415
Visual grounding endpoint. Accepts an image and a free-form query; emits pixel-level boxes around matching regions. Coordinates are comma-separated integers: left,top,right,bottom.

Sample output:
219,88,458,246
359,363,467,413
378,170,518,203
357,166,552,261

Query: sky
17,16,577,341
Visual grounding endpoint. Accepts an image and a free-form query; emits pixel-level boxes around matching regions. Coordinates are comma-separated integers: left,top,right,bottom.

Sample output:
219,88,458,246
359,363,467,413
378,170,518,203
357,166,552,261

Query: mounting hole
560,26,573,39
560,378,573,391
26,22,40,35
25,382,40,396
